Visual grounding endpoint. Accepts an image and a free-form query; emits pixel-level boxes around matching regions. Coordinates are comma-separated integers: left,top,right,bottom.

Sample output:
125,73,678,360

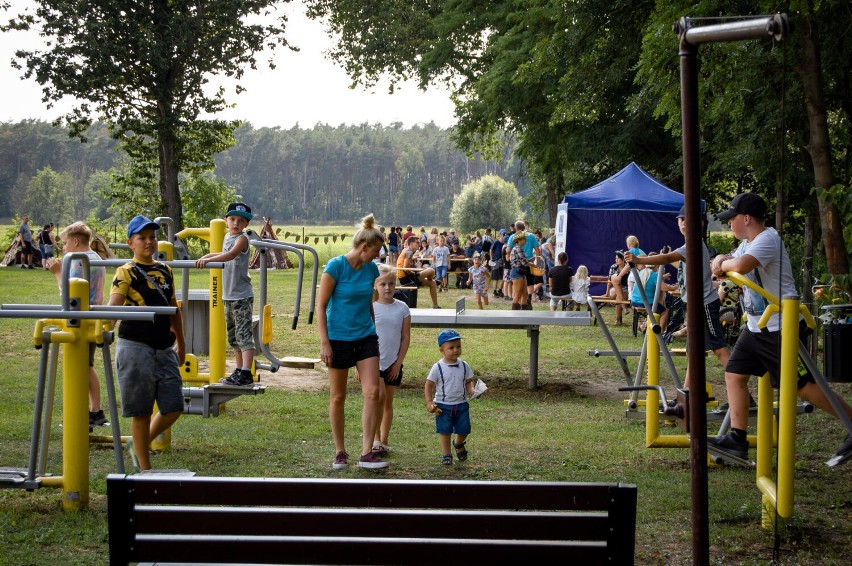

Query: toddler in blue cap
425,329,476,465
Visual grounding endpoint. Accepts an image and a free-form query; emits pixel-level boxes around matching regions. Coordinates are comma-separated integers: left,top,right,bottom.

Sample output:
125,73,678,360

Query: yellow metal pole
756,373,774,478
646,315,661,447
756,372,775,529
208,218,226,384
62,278,91,511
776,295,800,520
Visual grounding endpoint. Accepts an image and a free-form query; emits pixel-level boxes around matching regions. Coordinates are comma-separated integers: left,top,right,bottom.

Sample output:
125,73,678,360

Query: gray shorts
225,297,255,351
116,338,184,418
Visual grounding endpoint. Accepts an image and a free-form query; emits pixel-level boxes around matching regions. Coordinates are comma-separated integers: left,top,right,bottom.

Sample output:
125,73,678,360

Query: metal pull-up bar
674,13,788,566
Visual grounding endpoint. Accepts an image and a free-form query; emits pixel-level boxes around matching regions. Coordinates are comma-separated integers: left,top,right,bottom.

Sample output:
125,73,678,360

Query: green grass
0,264,850,565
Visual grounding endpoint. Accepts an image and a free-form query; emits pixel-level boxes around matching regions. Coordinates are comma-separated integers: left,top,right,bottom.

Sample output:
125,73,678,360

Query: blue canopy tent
554,162,701,296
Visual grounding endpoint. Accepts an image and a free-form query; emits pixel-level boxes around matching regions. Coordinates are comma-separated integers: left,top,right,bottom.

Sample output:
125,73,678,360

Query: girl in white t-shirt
570,265,591,311
369,265,411,455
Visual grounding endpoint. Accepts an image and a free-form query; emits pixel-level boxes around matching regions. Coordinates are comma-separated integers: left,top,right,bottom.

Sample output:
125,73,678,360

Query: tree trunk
803,210,818,359
799,8,849,274
158,133,183,230
545,170,563,228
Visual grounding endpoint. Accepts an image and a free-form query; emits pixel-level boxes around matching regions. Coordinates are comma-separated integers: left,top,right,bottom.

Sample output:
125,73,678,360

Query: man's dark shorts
21,241,33,255
329,334,379,369
726,322,814,389
380,364,404,387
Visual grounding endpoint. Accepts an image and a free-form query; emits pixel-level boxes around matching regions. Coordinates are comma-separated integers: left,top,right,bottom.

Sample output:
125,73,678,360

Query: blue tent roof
562,162,684,212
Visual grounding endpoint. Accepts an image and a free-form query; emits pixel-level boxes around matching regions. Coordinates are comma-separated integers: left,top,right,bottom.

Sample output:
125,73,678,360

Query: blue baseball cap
437,329,462,347
225,202,253,220
126,215,160,238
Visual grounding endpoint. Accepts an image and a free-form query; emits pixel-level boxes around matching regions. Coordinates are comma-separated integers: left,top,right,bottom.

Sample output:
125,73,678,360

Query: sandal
441,454,453,465
453,440,468,461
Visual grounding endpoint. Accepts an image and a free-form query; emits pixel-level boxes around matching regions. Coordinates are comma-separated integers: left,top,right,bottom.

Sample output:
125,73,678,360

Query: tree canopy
449,174,521,235
4,0,295,229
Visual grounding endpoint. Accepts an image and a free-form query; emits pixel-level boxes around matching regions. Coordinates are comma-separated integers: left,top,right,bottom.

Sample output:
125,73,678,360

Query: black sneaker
220,369,242,385
707,434,748,460
89,410,108,427
233,370,254,386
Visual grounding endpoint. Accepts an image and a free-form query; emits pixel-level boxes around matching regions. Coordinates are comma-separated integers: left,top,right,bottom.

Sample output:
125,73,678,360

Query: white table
409,299,590,388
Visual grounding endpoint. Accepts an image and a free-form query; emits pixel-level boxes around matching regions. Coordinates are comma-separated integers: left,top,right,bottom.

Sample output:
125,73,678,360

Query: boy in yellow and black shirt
108,215,185,472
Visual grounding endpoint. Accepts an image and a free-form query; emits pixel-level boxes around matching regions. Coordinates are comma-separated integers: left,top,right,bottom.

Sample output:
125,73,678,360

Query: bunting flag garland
341,233,347,241
324,236,328,244
314,237,319,244
275,228,281,235
294,235,300,242
284,231,291,239
332,235,337,243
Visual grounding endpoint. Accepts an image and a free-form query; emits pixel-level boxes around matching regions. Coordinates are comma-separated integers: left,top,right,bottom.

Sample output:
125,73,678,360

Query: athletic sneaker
358,451,389,469
707,434,748,460
220,369,242,385
233,370,254,386
371,442,390,457
332,451,349,470
89,410,108,427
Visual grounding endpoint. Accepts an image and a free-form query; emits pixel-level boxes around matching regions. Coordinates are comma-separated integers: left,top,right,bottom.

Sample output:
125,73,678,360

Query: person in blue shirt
318,213,389,470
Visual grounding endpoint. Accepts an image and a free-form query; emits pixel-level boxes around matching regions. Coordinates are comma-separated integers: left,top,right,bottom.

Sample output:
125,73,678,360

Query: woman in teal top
317,213,389,470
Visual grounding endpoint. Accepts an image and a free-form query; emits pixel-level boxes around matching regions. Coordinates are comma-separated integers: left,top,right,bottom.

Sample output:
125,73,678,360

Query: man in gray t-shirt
17,214,34,269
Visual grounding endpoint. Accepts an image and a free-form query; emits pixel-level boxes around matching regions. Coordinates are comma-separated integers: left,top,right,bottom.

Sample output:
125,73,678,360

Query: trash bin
822,304,852,383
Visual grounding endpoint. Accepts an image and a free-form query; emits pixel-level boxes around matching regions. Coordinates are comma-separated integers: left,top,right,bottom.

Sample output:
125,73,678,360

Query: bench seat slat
136,507,610,540
108,475,637,566
127,477,616,511
134,535,610,564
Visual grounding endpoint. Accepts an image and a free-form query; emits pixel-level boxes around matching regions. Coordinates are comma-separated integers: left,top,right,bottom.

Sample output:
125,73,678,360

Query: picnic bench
106,474,638,565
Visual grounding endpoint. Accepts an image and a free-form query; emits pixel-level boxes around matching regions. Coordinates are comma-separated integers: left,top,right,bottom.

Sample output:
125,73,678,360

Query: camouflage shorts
225,297,255,351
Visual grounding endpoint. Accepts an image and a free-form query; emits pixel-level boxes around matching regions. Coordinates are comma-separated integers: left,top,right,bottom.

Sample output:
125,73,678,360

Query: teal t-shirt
324,255,380,341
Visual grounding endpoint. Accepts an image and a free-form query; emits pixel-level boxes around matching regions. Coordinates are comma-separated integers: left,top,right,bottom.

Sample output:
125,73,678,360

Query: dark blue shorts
435,402,471,435
329,334,379,369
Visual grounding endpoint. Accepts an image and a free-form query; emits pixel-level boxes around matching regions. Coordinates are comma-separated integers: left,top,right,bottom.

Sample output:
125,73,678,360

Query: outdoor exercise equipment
587,264,688,417
244,229,320,371
0,253,170,511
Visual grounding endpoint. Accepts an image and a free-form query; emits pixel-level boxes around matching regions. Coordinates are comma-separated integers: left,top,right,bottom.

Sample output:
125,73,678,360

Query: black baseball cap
717,193,767,221
225,202,253,220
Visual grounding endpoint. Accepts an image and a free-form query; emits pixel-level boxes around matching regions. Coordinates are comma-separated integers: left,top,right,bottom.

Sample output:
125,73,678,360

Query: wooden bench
107,475,638,565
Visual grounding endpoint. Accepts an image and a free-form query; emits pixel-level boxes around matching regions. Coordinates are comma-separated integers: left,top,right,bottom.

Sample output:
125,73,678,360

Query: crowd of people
10,197,850,471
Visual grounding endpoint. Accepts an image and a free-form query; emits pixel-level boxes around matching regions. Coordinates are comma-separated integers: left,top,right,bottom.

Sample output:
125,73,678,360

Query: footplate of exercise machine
707,445,755,467
182,384,267,418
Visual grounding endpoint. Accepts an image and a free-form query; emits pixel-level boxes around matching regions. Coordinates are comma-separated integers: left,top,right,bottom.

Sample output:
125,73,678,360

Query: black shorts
380,364,404,387
701,299,728,352
399,275,420,288
726,322,814,389
21,241,33,254
329,335,379,370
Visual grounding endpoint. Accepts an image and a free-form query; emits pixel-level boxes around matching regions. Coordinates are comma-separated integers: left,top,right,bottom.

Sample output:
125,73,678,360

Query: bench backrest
107,475,637,565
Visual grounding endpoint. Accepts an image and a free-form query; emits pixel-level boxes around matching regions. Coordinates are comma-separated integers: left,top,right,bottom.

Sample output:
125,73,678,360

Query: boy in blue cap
425,329,476,465
108,215,185,472
195,202,255,386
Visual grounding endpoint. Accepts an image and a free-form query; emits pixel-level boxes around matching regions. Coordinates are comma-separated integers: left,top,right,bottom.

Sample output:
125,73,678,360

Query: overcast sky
0,1,456,129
